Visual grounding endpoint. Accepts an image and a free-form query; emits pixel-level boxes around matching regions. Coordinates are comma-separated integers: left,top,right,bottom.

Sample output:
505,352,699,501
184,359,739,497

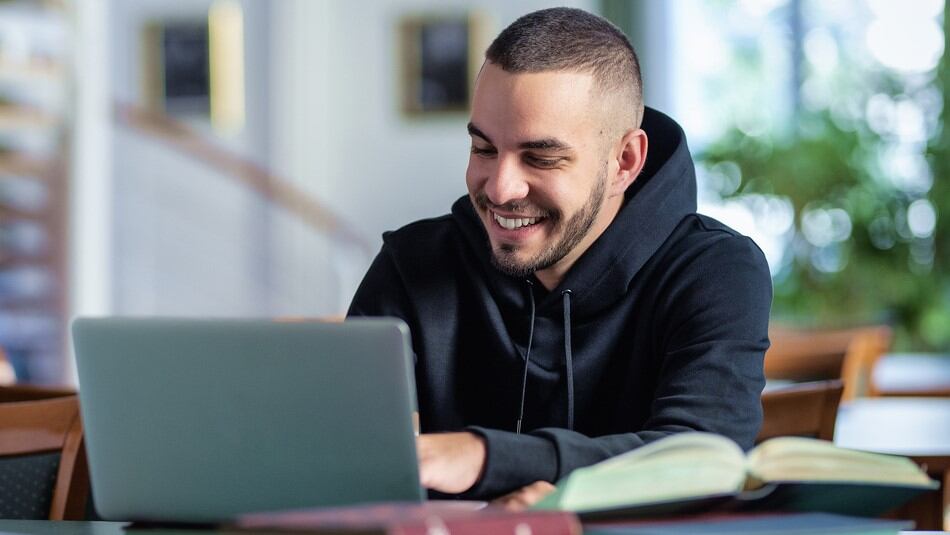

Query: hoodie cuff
462,426,559,499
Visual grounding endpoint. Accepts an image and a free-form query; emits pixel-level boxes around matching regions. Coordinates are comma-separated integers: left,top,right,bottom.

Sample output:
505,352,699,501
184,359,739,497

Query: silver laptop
72,317,424,523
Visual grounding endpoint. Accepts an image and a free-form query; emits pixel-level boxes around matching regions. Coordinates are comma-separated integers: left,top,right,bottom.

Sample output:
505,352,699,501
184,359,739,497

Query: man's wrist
461,426,559,499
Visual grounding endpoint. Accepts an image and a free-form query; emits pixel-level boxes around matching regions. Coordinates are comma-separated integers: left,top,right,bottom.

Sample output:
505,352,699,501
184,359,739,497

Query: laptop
72,317,424,523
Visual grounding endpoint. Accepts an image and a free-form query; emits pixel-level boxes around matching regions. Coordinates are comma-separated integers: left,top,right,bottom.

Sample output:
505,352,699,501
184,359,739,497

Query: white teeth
493,213,540,230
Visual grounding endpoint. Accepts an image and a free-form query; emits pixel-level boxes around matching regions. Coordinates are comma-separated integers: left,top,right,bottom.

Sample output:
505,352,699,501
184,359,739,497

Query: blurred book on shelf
0,0,69,383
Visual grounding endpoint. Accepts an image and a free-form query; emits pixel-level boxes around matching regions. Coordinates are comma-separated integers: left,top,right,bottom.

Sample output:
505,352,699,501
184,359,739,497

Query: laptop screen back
72,317,423,523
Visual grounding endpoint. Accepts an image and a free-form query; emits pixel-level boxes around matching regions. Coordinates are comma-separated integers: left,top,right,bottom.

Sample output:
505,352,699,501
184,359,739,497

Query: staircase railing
112,101,371,255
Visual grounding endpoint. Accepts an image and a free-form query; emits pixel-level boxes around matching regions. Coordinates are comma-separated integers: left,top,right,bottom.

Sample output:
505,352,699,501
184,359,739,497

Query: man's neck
534,266,566,291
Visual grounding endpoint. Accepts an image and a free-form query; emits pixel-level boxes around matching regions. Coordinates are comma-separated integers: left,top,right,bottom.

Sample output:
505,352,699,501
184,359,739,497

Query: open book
533,432,937,519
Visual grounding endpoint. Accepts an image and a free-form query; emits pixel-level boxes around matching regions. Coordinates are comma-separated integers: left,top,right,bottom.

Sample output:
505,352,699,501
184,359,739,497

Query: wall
269,0,596,309
106,0,296,316
98,0,597,324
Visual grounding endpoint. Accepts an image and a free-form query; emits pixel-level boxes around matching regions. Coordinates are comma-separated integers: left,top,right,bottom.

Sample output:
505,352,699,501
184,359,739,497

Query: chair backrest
0,384,76,403
765,325,891,401
0,388,89,520
757,380,844,443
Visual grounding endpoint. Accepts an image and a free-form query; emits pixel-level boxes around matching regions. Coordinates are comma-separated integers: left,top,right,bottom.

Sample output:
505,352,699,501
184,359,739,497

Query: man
348,7,771,503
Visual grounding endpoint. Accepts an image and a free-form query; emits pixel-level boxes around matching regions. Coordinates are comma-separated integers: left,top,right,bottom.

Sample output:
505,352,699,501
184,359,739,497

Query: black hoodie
348,108,772,499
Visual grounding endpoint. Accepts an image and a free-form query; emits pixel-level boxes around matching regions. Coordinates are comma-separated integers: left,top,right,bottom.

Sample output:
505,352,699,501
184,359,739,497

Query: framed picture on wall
141,1,245,132
399,12,487,116
143,20,211,115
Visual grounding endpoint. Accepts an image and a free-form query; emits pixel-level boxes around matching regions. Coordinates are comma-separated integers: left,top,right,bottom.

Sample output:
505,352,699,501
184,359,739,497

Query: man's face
466,63,618,281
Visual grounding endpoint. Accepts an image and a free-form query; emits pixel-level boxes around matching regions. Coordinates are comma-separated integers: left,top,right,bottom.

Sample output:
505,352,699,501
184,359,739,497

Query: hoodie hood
452,107,697,318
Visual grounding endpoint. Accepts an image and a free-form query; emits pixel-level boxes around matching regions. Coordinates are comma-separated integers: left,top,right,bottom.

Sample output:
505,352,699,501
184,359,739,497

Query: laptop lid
72,317,424,523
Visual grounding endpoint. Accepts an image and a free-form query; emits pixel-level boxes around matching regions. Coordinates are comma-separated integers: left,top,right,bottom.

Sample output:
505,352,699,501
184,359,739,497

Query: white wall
101,0,597,321
269,0,596,308
107,0,315,317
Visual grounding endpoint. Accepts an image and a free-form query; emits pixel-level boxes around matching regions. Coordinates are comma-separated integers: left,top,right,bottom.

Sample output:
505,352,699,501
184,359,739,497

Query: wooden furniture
757,380,844,443
0,384,75,403
835,397,950,530
0,389,89,520
766,326,891,401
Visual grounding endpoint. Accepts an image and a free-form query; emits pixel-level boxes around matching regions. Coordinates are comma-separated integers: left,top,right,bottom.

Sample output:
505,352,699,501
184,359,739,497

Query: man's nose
484,156,529,206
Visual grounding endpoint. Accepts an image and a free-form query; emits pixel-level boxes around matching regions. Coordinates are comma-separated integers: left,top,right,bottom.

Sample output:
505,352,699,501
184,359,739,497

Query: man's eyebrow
467,122,492,144
467,123,572,152
519,138,572,151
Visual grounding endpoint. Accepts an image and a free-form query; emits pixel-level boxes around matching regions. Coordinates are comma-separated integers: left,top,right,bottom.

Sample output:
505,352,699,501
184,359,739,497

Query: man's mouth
492,211,545,230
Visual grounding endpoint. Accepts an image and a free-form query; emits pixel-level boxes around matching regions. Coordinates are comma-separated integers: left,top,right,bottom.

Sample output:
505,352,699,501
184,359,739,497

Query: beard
475,163,608,278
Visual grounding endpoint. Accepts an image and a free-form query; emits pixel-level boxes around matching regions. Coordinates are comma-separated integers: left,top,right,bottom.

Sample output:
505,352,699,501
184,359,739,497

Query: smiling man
348,7,772,503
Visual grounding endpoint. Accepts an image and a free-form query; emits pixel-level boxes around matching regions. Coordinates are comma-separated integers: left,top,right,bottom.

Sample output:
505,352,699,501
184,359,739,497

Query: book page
747,436,936,487
539,432,747,512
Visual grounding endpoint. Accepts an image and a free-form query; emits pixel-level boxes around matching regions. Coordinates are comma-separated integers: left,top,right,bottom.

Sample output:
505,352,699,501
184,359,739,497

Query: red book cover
236,501,582,535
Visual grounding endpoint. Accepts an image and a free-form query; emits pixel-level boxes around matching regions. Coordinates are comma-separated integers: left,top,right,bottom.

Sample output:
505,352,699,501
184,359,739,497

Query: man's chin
490,249,537,278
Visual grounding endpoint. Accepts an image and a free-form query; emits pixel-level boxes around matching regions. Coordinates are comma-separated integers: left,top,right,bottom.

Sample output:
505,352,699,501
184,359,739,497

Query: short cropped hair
485,7,643,129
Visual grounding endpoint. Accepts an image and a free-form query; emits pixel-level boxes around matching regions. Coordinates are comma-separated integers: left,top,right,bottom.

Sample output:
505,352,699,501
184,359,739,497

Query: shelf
0,205,46,221
0,60,63,85
0,254,50,268
0,0,74,383
0,299,59,314
0,153,51,176
0,104,59,131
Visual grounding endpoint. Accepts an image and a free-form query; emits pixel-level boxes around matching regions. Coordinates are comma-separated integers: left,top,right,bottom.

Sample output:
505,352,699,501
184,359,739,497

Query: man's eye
526,156,561,168
471,146,496,157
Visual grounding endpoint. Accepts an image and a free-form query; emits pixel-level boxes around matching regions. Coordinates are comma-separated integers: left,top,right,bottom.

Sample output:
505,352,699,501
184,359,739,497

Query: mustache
473,192,556,220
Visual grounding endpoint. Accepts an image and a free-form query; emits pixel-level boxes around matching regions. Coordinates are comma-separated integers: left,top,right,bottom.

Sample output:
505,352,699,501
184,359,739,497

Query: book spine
392,513,582,535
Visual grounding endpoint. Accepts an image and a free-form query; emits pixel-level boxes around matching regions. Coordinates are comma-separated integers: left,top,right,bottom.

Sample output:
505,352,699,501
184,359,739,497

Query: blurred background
0,0,946,385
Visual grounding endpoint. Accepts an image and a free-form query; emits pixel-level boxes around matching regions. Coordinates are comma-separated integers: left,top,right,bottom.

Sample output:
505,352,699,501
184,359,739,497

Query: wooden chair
765,325,891,401
0,384,76,403
0,386,89,520
757,380,844,443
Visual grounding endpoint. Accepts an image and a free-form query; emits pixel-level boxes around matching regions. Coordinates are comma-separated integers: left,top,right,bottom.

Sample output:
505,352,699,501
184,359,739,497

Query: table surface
874,353,950,393
0,520,941,535
834,397,950,457
0,400,945,535
0,521,124,535
0,519,941,535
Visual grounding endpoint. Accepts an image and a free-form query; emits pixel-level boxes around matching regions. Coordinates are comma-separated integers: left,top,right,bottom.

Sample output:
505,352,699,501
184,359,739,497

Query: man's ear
611,129,648,196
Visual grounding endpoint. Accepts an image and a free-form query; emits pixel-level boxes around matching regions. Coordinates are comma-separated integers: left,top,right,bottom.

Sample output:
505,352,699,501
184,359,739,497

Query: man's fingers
415,432,487,494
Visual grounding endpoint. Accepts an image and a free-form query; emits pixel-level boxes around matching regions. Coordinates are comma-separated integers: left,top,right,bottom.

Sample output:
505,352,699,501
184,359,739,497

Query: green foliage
924,3,950,349
701,106,946,350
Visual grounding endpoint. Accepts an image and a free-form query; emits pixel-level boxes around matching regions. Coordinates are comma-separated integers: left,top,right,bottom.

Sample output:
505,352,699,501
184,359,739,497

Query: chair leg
49,413,90,520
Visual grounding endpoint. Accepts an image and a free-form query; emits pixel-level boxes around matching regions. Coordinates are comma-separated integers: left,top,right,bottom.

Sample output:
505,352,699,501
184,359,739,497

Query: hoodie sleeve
462,234,771,498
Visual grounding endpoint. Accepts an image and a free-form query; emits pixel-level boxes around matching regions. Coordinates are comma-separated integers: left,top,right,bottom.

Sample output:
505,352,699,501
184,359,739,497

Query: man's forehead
469,64,599,146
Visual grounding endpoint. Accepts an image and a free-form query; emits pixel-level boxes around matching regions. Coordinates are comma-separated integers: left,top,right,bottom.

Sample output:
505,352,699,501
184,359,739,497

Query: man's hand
492,481,556,511
416,432,486,494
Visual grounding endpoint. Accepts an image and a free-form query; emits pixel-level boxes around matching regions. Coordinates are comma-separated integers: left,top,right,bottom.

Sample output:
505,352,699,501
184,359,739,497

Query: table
874,353,950,397
835,397,950,530
0,519,940,535
0,521,122,535
0,521,222,535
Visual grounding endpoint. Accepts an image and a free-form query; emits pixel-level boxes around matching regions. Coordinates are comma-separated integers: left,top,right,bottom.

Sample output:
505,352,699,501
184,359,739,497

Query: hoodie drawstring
562,289,575,431
515,284,576,433
515,281,536,434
